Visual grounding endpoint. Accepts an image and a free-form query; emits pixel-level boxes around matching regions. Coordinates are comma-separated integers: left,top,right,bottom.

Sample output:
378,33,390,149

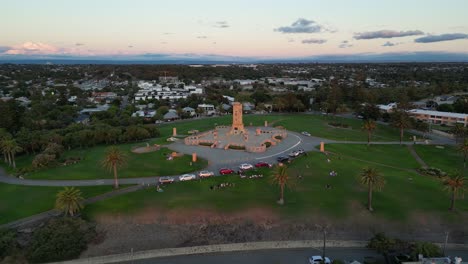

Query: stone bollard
192,153,197,162
173,127,177,137
320,142,325,152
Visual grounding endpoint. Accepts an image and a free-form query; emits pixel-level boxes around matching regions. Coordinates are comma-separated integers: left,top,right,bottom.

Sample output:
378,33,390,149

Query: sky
1,0,468,60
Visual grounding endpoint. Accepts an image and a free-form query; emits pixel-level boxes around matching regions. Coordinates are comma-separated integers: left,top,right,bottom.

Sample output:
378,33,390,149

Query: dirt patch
83,207,468,258
131,145,160,154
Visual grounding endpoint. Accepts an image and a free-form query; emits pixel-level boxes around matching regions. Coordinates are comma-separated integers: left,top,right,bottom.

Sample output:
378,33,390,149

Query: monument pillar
229,102,245,135
192,153,197,162
173,127,177,137
320,142,325,152
264,121,268,127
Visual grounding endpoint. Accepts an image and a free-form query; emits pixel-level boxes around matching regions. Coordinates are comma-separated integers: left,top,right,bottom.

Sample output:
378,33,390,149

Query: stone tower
230,102,245,134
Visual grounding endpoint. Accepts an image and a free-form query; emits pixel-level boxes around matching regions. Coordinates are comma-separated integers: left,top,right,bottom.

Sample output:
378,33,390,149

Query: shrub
32,153,56,168
228,145,245,150
410,242,442,259
328,122,350,128
26,218,96,263
264,142,272,148
417,167,447,178
367,233,395,254
0,229,17,259
274,135,282,140
199,142,213,147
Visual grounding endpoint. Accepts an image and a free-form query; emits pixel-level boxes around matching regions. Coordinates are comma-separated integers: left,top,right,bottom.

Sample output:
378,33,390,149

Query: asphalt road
120,248,468,264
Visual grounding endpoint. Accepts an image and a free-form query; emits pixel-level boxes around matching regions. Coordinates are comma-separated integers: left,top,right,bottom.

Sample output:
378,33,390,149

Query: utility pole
316,224,330,260
443,231,449,256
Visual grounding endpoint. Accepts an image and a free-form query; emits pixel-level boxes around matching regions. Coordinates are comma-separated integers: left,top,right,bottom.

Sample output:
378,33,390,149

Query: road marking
255,134,302,160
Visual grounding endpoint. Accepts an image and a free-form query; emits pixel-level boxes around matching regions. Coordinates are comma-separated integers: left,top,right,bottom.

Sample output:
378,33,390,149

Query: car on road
198,171,214,178
302,131,311,136
289,151,300,157
219,168,235,175
239,163,254,170
158,176,174,184
255,161,272,168
179,174,196,181
277,156,289,163
309,256,331,264
296,148,305,155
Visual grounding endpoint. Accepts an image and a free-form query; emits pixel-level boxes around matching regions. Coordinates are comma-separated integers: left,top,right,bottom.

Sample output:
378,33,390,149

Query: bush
274,135,282,140
417,167,447,178
264,142,272,148
367,233,395,254
0,229,17,259
410,242,442,259
32,153,56,168
228,145,245,150
199,142,213,147
26,218,96,263
328,122,350,128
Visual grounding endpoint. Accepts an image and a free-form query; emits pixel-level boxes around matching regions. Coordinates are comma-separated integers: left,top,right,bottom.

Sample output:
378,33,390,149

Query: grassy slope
0,184,113,225
414,145,464,173
84,144,467,222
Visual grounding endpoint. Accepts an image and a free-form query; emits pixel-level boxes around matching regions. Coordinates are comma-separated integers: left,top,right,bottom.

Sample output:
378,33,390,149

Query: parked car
289,151,300,157
301,131,311,136
309,256,331,264
198,171,214,178
255,161,272,168
158,176,174,184
239,163,254,170
219,168,235,175
179,174,196,181
277,156,289,163
296,148,305,155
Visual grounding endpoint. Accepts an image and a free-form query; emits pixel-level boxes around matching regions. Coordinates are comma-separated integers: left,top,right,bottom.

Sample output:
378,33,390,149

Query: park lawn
324,144,421,169
156,114,412,142
10,143,208,180
414,145,464,173
0,184,114,225
84,145,467,222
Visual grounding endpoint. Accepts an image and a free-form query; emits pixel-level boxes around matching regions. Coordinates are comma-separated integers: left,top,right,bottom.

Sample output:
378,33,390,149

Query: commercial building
408,109,468,127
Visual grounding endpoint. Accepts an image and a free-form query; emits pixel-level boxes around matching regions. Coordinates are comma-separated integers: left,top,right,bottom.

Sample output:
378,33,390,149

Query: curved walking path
0,130,451,187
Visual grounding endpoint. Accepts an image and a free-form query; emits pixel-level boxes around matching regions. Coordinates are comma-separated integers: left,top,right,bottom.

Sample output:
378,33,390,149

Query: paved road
121,247,468,264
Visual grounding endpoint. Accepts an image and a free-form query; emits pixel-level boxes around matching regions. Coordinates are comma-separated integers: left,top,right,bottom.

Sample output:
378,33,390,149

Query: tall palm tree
101,146,127,189
443,173,466,211
458,139,468,168
359,167,385,212
391,111,411,145
362,119,377,146
55,187,84,217
270,164,294,205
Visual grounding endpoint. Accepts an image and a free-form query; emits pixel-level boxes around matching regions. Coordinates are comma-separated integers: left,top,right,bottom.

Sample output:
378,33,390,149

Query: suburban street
121,247,468,264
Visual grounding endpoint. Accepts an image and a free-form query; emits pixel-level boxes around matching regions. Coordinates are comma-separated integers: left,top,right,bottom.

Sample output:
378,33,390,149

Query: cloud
128,45,133,48
160,42,167,44
197,36,208,39
339,40,353,48
214,21,229,28
302,38,327,44
354,30,424,40
275,18,327,34
414,33,468,43
287,38,295,43
162,32,172,35
0,46,11,53
4,42,62,55
75,43,85,46
382,41,397,47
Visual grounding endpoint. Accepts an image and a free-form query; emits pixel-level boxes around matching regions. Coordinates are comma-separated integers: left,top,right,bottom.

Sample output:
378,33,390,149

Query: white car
239,163,254,170
198,171,214,178
179,174,196,181
302,131,311,136
158,176,174,184
309,256,331,264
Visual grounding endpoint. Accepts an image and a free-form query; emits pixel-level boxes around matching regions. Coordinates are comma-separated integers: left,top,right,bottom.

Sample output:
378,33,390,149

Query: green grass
0,184,114,225
325,144,421,169
5,144,207,180
84,144,468,222
414,145,464,173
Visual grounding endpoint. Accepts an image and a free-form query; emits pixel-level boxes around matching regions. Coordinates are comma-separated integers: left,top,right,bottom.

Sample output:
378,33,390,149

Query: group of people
329,170,337,177
239,173,264,179
210,182,235,190
325,153,337,190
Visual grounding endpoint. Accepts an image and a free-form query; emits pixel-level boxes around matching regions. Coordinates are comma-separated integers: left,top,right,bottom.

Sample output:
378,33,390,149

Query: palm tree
458,139,468,168
101,146,127,189
391,111,411,145
359,167,385,211
270,164,294,205
1,139,22,168
55,187,84,217
362,119,377,146
443,173,466,211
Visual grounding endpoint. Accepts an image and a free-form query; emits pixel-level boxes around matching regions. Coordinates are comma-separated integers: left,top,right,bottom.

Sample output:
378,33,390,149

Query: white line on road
255,134,302,160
